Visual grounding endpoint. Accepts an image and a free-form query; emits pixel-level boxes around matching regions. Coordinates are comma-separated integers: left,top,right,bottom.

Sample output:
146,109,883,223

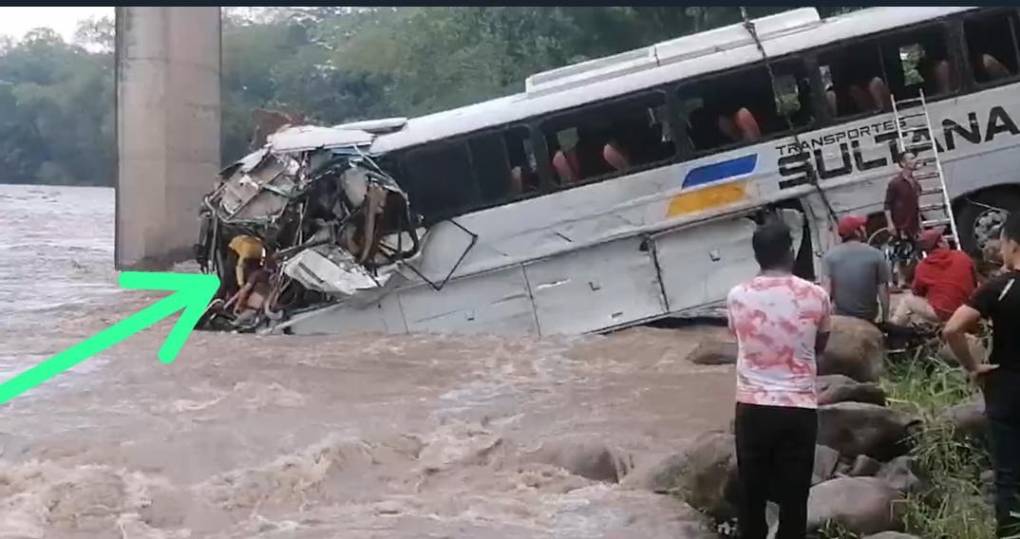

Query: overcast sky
0,7,114,42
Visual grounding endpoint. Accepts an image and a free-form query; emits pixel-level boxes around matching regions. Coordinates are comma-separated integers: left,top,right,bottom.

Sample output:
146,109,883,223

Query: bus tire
956,190,1020,255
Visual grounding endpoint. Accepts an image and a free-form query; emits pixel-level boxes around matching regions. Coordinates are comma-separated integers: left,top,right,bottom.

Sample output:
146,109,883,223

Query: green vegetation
0,6,859,186
0,26,113,186
881,344,997,539
812,344,996,539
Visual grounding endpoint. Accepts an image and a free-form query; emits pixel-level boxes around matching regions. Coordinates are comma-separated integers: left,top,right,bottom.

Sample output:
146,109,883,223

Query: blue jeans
984,369,1020,538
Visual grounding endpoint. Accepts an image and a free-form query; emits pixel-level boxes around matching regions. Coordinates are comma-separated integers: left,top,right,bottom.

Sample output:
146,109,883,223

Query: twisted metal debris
193,123,422,332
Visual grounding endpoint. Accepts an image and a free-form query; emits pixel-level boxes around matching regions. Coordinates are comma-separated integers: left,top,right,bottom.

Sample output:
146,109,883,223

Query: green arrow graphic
0,271,220,405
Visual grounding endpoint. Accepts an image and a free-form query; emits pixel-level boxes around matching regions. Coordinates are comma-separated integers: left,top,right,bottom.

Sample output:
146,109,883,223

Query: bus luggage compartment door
652,211,803,314
398,265,539,334
523,236,667,335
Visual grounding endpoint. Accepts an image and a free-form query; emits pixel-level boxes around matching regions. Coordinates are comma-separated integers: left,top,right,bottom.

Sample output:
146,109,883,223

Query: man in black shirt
944,211,1020,538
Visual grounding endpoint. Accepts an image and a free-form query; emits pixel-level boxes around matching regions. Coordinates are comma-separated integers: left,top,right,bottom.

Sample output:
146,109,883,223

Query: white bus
265,6,1020,336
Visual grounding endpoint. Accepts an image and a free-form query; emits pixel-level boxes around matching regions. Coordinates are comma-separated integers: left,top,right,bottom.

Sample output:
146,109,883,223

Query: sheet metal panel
655,211,803,313
655,217,759,312
524,237,665,335
398,266,538,334
278,292,407,336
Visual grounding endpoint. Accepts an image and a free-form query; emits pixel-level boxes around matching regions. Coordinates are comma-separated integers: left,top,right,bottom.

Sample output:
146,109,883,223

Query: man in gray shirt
821,215,892,324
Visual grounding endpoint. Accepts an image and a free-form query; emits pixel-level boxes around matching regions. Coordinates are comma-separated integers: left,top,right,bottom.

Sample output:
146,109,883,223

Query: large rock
939,398,987,440
849,454,883,477
818,402,919,461
820,316,885,382
877,456,922,495
621,432,740,520
526,437,632,483
621,452,687,493
670,431,740,521
817,374,887,406
629,440,837,493
556,487,720,539
813,445,841,485
688,340,738,365
807,477,904,535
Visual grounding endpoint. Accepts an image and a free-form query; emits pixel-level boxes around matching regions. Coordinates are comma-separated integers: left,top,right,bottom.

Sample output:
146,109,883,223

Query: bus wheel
956,191,1020,255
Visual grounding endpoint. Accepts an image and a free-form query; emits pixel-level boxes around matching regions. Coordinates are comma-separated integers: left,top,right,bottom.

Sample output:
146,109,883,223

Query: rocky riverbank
620,315,996,539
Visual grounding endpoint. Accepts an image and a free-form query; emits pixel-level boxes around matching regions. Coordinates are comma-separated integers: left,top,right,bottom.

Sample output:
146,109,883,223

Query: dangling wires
740,7,839,226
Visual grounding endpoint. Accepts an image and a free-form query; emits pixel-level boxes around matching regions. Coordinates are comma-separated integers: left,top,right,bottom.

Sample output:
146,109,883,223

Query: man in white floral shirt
726,219,832,539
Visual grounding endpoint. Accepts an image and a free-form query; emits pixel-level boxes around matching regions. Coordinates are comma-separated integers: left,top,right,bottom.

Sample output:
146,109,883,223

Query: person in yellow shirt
228,235,264,287
226,235,269,316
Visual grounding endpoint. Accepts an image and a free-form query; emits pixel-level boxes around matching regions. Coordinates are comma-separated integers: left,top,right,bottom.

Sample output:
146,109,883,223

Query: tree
0,28,113,185
74,16,114,53
0,6,861,185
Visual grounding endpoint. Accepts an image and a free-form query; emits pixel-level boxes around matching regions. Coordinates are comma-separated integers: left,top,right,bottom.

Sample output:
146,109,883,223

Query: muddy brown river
0,185,737,538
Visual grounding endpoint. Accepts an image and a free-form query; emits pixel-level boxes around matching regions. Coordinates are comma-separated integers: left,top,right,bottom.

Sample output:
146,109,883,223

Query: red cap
837,215,867,239
919,227,946,251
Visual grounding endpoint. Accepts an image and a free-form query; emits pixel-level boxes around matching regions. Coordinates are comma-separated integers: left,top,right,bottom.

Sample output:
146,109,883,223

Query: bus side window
467,131,514,205
964,10,1020,84
880,24,956,100
819,41,890,116
504,127,539,196
540,93,674,186
680,75,760,152
399,142,480,225
771,64,815,130
551,127,586,185
680,62,810,152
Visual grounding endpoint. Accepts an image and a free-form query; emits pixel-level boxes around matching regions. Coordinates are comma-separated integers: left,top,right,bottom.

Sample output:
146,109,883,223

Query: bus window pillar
529,124,556,192
804,54,834,126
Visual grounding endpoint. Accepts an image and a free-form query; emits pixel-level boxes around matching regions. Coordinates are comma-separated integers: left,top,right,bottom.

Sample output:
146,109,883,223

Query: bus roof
369,6,977,154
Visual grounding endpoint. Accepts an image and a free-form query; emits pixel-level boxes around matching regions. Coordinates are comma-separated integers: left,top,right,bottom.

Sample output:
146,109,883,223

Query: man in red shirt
885,151,922,240
892,227,977,327
885,151,922,288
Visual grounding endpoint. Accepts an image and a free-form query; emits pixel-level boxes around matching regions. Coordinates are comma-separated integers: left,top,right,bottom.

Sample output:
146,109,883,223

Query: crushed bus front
193,124,423,333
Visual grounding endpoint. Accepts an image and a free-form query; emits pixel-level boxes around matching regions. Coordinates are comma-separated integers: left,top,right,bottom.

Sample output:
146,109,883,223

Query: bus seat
734,107,761,143
981,53,1011,81
553,149,586,184
510,166,524,194
603,142,630,172
511,166,540,194
552,150,574,184
868,77,891,112
826,88,838,117
717,115,741,143
848,84,873,113
932,59,952,94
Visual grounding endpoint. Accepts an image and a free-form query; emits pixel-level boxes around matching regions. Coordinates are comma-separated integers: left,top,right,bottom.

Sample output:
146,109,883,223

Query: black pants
984,369,1020,538
735,402,818,539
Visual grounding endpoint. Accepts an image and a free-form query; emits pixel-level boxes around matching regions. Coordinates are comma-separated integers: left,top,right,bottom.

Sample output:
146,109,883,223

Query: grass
713,338,1004,539
878,342,998,539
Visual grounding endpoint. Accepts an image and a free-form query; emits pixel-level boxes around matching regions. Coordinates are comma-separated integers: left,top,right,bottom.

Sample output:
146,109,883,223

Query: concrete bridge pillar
115,7,221,269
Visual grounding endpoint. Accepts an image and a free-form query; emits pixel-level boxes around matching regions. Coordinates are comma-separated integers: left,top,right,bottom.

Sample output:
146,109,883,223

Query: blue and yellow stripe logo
667,154,757,217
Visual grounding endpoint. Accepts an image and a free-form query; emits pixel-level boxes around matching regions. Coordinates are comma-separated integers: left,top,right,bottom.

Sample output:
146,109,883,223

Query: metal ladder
889,90,960,248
